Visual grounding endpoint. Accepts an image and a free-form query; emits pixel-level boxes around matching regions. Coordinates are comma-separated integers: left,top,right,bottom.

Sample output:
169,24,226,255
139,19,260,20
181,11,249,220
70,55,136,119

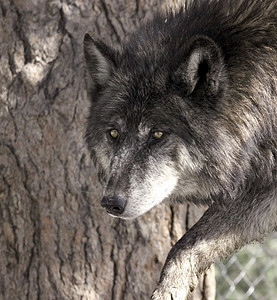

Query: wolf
83,0,277,298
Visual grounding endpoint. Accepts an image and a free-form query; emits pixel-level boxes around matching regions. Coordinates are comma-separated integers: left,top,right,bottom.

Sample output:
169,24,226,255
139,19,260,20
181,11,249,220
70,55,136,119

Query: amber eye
110,129,119,139
153,131,163,139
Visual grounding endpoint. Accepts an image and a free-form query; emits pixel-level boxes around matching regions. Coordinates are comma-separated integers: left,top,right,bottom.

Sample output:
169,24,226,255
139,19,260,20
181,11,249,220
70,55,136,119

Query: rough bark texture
0,0,215,299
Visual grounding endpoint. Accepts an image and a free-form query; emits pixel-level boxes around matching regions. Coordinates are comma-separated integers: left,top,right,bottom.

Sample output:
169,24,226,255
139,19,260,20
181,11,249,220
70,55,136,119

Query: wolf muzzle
101,195,127,216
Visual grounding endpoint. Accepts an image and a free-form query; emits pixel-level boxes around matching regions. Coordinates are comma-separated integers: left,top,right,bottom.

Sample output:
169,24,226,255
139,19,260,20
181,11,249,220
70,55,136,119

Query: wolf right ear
84,33,118,96
173,36,225,97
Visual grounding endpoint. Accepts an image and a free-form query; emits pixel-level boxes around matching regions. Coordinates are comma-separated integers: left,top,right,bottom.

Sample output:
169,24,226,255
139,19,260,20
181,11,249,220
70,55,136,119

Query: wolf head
83,23,231,219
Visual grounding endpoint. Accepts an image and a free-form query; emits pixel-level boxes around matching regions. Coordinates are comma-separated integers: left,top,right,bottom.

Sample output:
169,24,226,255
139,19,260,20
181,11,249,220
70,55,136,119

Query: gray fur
84,0,277,298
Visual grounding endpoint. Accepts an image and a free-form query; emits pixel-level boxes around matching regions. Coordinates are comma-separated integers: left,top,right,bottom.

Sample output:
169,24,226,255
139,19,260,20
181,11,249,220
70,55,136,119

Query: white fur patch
138,122,150,139
177,143,199,172
95,145,110,174
122,158,179,218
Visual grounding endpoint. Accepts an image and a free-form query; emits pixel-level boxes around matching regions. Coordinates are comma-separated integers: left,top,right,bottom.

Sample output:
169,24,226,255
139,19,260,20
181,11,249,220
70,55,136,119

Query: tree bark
0,0,215,299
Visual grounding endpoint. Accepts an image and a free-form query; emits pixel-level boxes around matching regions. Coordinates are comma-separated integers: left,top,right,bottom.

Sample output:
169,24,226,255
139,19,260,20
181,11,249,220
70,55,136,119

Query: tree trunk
0,0,215,299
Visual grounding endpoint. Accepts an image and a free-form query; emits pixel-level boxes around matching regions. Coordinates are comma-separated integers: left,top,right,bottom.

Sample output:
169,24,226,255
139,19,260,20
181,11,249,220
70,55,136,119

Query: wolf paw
151,286,190,300
150,254,198,300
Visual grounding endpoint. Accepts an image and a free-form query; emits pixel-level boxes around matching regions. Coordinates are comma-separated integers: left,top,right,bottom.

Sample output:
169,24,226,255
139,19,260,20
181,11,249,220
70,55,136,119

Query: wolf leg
151,188,277,300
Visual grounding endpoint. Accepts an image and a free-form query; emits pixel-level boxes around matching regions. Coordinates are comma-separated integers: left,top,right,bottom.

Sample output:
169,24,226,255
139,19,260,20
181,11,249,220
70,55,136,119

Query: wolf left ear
173,36,225,97
84,33,118,97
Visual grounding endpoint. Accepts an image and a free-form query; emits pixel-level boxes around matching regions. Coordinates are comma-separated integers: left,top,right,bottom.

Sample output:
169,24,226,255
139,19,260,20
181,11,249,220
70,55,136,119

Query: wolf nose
101,195,127,215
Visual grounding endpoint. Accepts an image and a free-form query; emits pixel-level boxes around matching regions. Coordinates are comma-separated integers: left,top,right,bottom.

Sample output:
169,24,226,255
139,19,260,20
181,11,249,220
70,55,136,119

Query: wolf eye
110,129,119,139
153,131,163,139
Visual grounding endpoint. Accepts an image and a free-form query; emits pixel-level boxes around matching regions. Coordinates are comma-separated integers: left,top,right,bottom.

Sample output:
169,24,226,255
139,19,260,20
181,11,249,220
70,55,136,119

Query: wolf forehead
91,91,188,138
91,69,189,129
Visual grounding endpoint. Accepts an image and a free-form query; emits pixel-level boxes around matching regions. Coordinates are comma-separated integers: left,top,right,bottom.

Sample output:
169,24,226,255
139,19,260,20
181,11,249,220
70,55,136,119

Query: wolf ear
173,36,225,97
84,33,118,96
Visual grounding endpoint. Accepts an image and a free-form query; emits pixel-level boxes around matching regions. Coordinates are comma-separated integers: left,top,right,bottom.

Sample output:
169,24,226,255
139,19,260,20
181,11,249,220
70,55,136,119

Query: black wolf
84,0,277,298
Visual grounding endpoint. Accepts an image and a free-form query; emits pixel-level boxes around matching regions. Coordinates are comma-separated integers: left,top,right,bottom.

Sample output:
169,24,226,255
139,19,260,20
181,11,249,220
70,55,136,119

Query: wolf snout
101,195,127,216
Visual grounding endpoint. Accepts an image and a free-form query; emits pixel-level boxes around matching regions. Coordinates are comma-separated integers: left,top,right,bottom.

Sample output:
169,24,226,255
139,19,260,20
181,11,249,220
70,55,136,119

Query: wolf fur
84,0,277,298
